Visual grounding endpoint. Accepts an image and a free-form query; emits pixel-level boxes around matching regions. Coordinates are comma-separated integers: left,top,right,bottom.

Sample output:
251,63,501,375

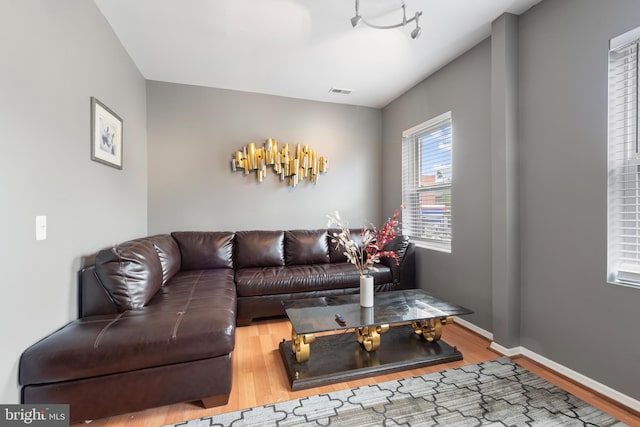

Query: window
402,112,453,252
608,26,640,287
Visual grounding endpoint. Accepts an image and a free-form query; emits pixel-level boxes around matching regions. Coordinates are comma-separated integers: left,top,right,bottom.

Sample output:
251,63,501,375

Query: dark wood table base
278,324,463,391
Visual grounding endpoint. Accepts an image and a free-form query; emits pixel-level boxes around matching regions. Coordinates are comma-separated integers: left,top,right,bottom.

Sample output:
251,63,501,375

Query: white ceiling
94,0,540,108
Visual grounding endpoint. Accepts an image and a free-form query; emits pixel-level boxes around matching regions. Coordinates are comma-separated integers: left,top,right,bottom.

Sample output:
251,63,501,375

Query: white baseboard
455,319,640,414
518,347,640,414
452,317,493,340
489,341,523,357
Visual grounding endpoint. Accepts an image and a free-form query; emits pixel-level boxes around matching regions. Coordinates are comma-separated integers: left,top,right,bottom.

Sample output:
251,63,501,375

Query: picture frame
91,97,123,169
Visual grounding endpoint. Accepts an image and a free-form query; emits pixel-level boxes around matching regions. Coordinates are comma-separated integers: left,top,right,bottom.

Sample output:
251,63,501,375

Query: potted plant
327,208,401,307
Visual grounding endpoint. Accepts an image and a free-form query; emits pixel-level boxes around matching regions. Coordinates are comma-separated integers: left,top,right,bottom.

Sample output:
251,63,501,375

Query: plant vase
359,275,374,307
360,306,374,324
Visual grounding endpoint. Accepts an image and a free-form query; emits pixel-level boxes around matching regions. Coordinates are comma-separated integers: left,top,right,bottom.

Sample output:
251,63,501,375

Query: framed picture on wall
90,97,123,169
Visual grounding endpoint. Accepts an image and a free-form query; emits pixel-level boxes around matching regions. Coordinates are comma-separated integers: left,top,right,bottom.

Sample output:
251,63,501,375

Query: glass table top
283,289,473,335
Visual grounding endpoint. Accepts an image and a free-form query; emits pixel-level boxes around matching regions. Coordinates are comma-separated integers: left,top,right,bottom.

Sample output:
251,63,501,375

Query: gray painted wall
146,81,384,233
382,39,494,331
383,0,640,401
518,0,640,399
490,14,521,349
3,0,638,409
0,1,147,403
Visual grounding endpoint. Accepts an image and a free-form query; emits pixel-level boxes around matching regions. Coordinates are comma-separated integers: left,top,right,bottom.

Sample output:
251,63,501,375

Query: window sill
412,240,451,254
607,279,640,290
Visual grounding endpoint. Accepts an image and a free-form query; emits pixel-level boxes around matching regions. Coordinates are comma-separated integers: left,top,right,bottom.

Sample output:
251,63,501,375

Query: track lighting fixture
350,0,422,39
351,14,362,28
410,13,421,39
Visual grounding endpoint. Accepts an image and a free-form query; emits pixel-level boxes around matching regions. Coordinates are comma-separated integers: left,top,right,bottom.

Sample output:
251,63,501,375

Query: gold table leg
356,324,389,352
291,328,315,363
411,316,453,342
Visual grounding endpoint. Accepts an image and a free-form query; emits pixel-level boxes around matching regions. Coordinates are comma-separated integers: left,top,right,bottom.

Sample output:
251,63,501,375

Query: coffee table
279,288,473,390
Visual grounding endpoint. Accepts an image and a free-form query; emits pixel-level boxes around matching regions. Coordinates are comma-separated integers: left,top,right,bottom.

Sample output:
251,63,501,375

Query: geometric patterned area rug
169,357,625,426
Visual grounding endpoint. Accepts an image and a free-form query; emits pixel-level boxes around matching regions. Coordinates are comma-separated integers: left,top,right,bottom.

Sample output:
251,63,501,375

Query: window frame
607,26,640,288
402,111,453,253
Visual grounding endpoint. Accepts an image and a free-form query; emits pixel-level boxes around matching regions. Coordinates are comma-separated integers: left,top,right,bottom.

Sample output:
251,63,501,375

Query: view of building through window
402,112,452,251
418,122,452,242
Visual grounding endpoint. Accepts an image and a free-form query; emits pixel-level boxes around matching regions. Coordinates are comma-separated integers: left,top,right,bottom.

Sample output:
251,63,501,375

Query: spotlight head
351,15,362,27
410,13,421,39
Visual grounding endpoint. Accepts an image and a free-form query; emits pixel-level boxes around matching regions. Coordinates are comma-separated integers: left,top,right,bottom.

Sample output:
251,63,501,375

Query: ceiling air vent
329,87,352,95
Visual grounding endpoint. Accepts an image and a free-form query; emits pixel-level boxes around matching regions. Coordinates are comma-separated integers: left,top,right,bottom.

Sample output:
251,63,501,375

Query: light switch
36,215,47,240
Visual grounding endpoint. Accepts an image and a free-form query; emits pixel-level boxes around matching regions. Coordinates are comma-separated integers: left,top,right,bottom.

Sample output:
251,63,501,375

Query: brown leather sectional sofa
19,229,415,423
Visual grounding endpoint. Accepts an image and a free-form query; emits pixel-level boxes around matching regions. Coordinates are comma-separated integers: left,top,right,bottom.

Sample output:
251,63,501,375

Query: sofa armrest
397,241,416,289
380,236,416,289
78,265,118,318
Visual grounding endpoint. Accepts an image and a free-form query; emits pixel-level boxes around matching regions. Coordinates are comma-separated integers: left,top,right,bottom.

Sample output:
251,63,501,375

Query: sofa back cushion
284,230,329,265
146,234,181,285
95,239,163,311
171,232,234,270
235,230,284,269
328,228,363,263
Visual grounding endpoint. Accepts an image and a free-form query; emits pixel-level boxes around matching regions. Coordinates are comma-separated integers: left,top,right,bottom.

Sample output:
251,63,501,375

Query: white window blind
402,112,453,252
608,26,640,287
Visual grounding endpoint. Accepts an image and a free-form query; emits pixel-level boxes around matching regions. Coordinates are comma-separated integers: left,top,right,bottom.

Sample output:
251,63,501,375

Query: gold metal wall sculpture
231,138,328,187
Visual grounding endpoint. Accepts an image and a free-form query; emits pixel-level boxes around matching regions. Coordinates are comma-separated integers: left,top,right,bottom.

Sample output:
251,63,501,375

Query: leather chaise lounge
19,229,415,423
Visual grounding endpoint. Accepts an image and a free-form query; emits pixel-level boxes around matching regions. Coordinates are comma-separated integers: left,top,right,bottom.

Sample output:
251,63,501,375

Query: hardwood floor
79,318,640,426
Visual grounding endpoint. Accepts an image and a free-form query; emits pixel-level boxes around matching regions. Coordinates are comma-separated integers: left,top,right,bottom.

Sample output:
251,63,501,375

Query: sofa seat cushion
235,263,392,297
20,269,236,386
